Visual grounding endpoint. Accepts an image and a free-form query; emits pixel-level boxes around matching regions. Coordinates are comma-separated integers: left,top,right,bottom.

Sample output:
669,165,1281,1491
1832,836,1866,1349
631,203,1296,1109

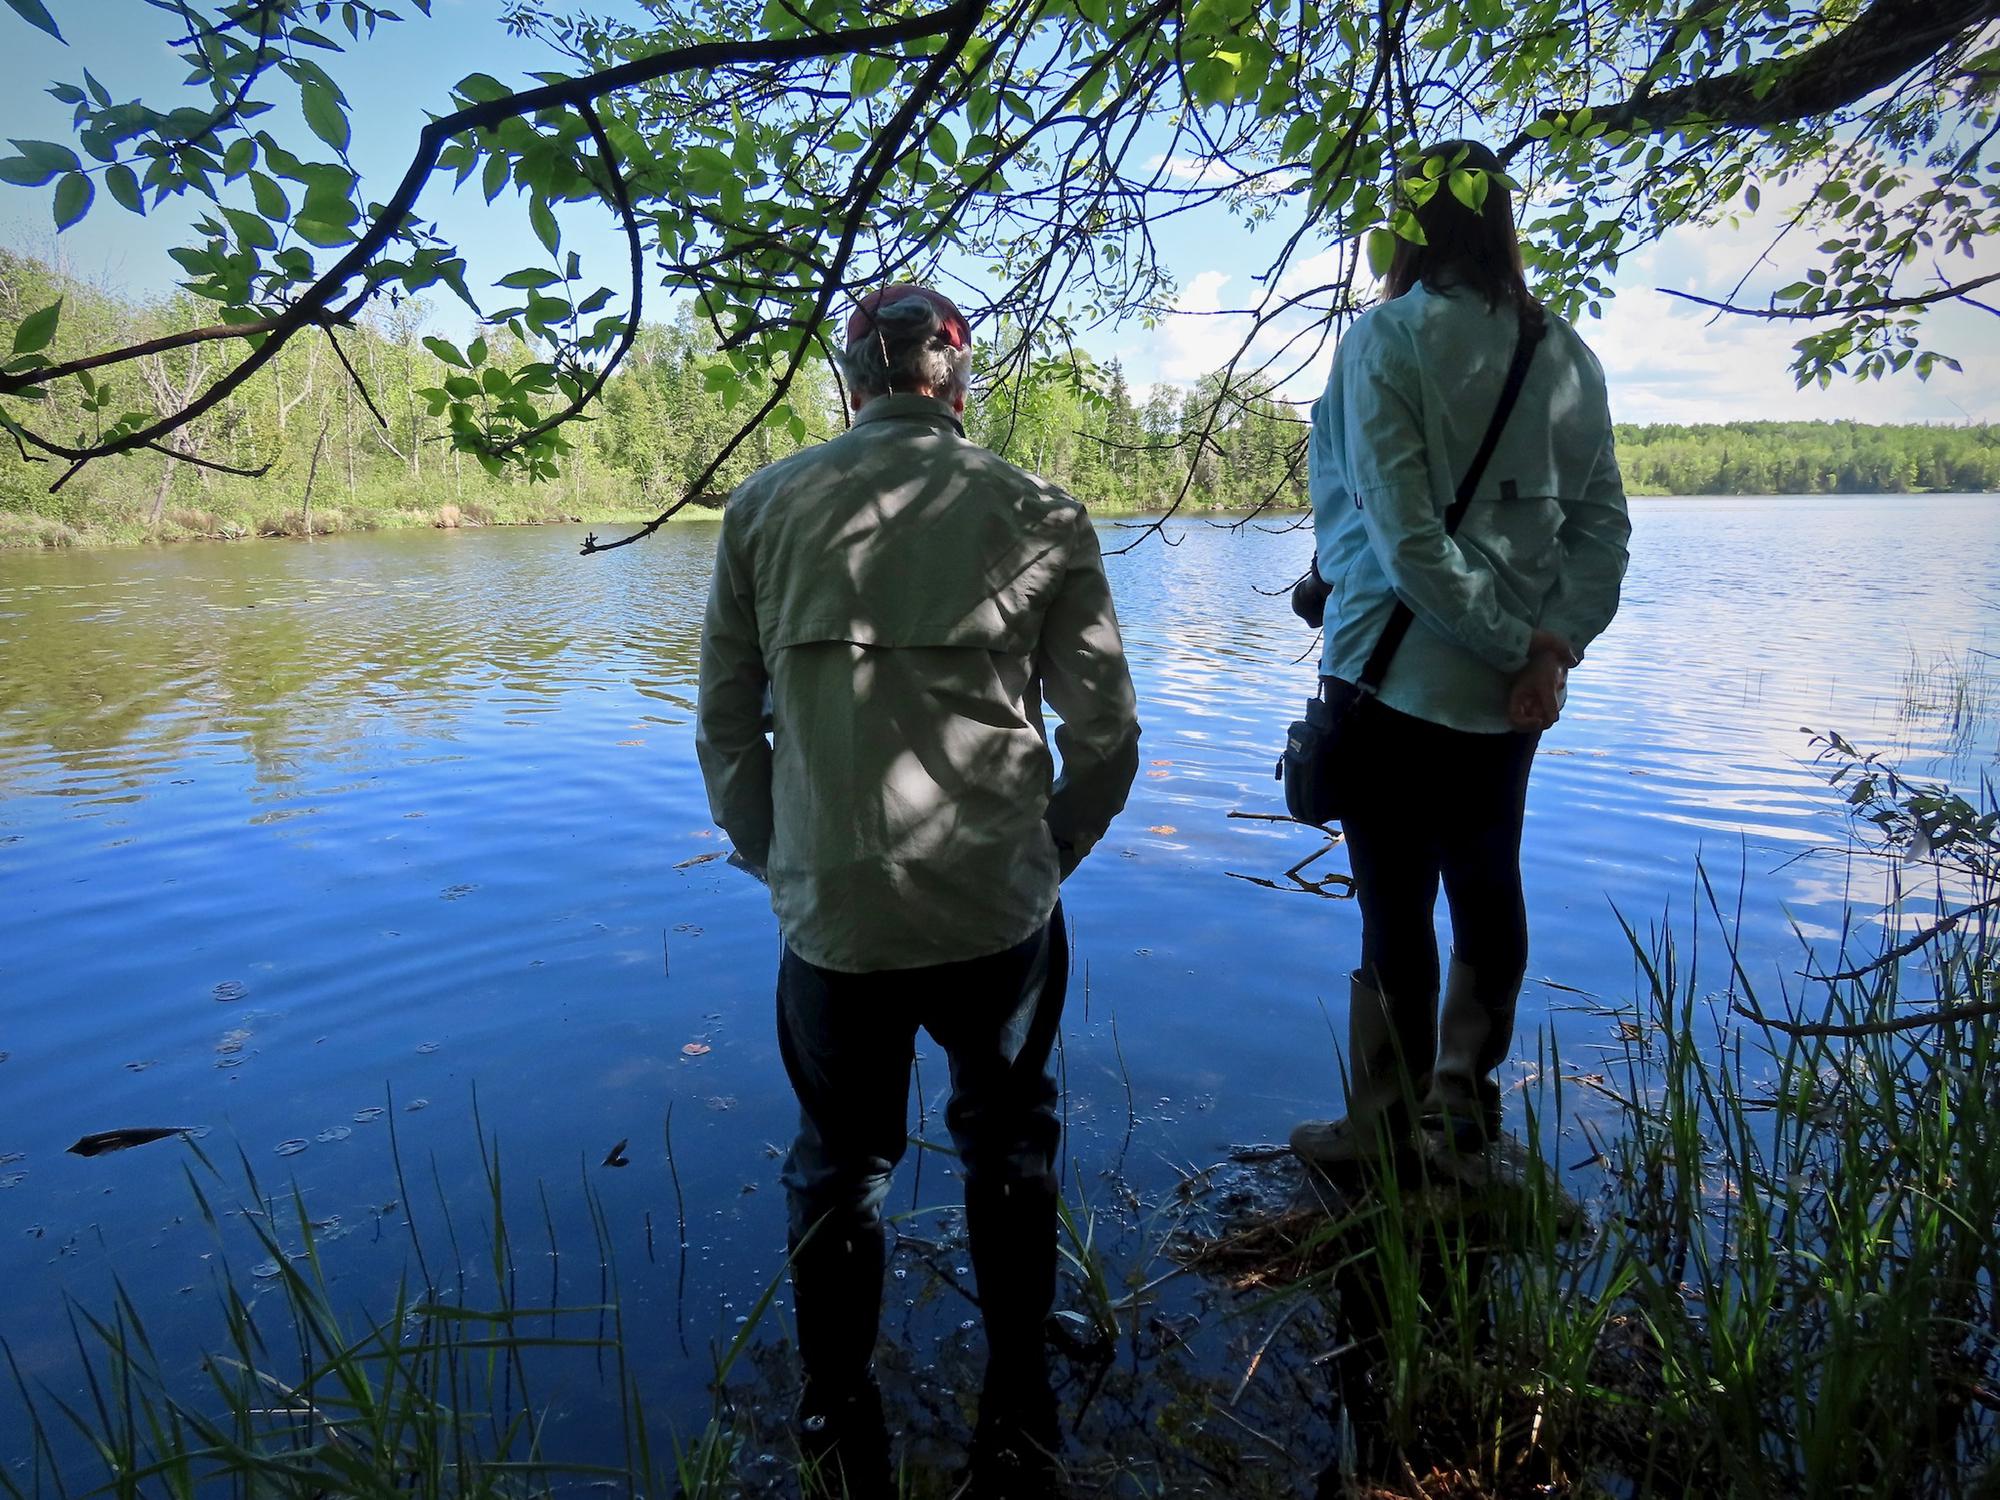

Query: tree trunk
149,452,177,524
301,412,332,536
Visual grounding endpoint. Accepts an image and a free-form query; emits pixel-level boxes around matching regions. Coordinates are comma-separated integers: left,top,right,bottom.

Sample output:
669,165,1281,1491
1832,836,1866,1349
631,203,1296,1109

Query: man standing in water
695,285,1141,1498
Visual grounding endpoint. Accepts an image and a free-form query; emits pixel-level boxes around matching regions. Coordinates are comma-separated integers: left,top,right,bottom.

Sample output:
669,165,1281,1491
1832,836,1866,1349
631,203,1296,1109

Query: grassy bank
0,488,1272,549
0,487,684,549
5,734,1995,1498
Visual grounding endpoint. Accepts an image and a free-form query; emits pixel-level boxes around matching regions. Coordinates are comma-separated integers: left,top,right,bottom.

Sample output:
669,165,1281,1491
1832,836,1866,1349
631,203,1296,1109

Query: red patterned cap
844,285,971,349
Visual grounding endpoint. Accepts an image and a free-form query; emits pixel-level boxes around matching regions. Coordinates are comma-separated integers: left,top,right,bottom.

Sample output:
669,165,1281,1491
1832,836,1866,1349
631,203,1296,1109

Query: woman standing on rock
1287,139,1630,1174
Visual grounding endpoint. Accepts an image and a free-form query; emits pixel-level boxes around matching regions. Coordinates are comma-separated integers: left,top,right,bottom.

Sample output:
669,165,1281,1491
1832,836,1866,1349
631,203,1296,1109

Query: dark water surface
2,495,1996,1466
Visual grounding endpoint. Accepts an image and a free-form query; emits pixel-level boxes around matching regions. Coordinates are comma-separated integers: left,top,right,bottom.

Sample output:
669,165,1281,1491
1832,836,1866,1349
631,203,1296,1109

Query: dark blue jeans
776,905,1069,1247
1338,698,1538,1005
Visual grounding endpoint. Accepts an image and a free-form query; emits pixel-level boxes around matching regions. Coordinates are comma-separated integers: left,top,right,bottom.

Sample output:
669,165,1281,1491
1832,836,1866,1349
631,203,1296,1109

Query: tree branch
1657,271,2000,321
1734,996,2000,1039
2,311,344,394
1802,893,2000,984
1499,0,2000,159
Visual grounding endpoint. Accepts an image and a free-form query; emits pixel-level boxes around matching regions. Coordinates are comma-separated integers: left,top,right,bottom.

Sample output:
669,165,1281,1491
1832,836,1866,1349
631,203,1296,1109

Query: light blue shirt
1310,282,1631,733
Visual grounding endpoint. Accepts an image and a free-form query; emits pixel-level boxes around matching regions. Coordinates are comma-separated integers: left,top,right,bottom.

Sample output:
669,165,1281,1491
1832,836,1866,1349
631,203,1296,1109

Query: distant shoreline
0,488,1990,552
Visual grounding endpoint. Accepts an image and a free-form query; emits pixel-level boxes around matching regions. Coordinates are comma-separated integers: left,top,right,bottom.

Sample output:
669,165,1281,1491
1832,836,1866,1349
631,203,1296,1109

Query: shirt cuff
1486,612,1533,675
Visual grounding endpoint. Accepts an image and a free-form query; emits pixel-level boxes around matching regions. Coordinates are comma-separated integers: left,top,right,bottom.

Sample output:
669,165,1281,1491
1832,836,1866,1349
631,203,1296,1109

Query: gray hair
837,296,973,402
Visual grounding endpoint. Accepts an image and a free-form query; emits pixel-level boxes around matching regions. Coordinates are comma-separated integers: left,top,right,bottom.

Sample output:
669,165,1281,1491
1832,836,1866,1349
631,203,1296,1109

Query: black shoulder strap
1349,316,1545,697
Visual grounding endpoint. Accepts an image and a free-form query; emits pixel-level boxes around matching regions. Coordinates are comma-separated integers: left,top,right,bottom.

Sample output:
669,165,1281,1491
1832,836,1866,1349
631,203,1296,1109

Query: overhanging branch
1658,271,2000,321
0,0,986,487
1499,0,2000,159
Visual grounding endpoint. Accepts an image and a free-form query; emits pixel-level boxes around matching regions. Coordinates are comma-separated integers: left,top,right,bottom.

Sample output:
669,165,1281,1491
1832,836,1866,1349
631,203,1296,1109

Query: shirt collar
850,392,965,437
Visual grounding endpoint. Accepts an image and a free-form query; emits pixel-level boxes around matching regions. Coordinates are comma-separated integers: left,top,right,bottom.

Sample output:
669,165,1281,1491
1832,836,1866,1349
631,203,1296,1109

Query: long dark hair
1383,139,1545,332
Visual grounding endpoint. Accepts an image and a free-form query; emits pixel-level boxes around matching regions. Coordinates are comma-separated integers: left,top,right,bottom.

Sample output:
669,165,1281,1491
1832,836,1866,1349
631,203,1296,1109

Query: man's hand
1509,629,1577,732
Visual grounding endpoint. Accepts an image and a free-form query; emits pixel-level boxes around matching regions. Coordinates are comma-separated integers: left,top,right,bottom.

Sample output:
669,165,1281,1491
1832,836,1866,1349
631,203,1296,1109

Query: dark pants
1338,698,1538,1005
776,906,1068,1387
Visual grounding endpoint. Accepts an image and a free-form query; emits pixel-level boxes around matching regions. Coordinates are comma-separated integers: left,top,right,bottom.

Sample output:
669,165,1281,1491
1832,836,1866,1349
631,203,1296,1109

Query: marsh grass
1192,733,2000,1498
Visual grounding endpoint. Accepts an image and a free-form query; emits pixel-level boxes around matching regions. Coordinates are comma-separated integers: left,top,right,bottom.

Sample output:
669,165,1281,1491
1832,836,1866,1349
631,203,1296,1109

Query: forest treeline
1,252,1993,547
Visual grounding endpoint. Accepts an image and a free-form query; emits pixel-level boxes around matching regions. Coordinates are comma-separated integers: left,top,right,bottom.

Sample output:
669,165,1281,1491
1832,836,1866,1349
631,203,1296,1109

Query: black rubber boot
791,1222,892,1500
965,1178,1067,1499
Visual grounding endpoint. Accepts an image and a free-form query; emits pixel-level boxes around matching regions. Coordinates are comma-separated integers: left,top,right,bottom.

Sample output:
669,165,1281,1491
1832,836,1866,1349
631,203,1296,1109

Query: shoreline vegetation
4,251,1996,551
6,732,1997,1498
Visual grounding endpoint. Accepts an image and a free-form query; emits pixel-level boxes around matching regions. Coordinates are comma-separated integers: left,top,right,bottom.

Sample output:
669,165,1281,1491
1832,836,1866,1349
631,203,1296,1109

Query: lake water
1,494,1996,1478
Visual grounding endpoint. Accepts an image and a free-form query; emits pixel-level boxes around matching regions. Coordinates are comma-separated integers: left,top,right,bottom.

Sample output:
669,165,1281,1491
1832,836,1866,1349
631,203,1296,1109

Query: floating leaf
681,1042,712,1057
274,1138,310,1157
212,979,249,1003
603,1138,630,1167
68,1127,192,1157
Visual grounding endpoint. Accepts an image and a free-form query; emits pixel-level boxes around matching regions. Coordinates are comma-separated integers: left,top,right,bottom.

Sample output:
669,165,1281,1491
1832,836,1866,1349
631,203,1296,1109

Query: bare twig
1803,894,2000,983
1734,996,2000,1039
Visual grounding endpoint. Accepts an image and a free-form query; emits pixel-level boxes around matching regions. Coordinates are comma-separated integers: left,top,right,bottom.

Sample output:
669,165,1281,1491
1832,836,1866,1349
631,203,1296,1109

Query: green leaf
52,170,91,230
12,297,60,355
249,171,288,219
495,267,559,290
300,80,351,154
481,151,508,203
528,195,559,255
104,162,141,213
223,137,256,178
0,156,48,187
1280,114,1319,161
481,366,510,396
455,72,512,104
467,334,488,366
1365,226,1396,278
3,0,64,42
423,335,468,367
849,53,895,100
1447,167,1489,212
222,206,277,251
6,138,79,183
292,217,354,247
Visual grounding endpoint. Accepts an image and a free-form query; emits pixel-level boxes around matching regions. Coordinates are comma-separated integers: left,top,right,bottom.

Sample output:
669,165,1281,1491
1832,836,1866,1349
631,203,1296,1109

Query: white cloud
1590,223,2000,425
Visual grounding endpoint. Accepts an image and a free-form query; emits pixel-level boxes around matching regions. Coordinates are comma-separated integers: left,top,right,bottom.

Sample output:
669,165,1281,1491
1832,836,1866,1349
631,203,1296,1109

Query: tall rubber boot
792,1222,893,1500
1423,955,1520,1149
966,1177,1066,1499
1289,971,1433,1176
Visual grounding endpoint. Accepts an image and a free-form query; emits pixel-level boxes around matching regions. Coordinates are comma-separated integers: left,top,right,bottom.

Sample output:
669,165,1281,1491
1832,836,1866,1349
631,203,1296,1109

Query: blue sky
4,0,1995,425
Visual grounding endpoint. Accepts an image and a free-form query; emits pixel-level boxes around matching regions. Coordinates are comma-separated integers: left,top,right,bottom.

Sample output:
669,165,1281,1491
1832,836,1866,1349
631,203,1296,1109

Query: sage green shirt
696,393,1141,973
1311,284,1631,733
